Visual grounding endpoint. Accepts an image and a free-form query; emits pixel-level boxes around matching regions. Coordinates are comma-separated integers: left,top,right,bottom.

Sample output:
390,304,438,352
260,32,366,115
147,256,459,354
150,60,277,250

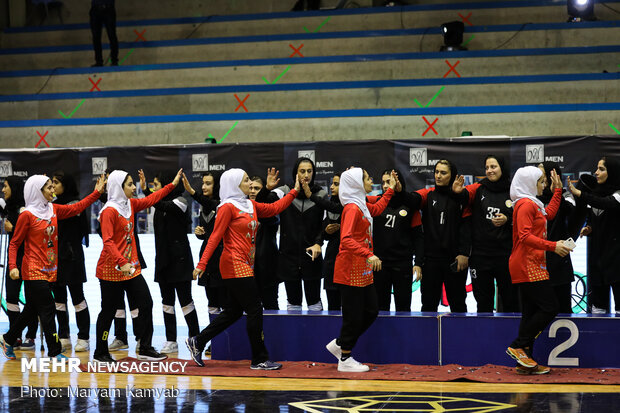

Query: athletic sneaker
74,339,90,352
506,347,537,368
338,357,369,372
56,353,69,360
185,337,204,367
20,338,35,350
60,338,72,352
137,347,168,361
108,338,128,350
160,341,178,354
0,335,16,360
326,338,342,360
516,364,551,375
94,353,116,364
250,360,282,370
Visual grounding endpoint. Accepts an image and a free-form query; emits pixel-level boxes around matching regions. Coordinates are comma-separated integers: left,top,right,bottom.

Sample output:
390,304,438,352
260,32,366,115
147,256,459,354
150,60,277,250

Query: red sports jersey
196,189,298,279
9,190,101,282
333,188,393,287
509,188,561,284
96,184,174,281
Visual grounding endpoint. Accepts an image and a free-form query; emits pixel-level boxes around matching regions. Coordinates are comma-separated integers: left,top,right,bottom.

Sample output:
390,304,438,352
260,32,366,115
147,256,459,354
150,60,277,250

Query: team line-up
0,154,618,375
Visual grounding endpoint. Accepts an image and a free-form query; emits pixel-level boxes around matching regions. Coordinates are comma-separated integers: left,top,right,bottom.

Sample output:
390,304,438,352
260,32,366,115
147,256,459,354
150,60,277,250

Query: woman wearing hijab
465,156,518,313
0,174,104,360
186,169,300,370
568,157,620,314
401,159,470,313
150,171,199,355
373,169,424,312
51,171,92,353
539,162,576,314
256,158,328,311
325,168,396,372
0,176,38,350
506,166,571,375
93,169,182,364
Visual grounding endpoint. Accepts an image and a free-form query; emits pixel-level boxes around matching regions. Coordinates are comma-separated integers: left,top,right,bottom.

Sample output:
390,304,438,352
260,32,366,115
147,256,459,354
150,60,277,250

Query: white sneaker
160,341,178,354
326,339,342,360
108,338,128,350
60,338,72,352
74,339,90,352
338,357,369,372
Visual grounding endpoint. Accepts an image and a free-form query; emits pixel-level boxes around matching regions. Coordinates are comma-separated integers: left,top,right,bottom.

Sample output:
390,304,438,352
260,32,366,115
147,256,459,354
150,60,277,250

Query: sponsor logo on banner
545,156,564,163
298,150,315,163
409,148,427,166
315,161,333,168
0,161,13,177
192,154,209,172
91,157,107,175
525,144,544,163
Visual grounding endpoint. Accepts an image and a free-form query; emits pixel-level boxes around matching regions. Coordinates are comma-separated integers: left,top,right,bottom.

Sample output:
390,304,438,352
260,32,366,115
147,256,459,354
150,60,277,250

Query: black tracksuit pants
53,282,90,340
195,277,269,365
421,258,467,313
89,4,119,65
158,280,199,342
374,262,414,312
5,275,38,340
95,275,154,356
553,283,573,314
337,284,378,352
470,256,519,313
285,279,322,307
510,280,559,350
3,280,61,356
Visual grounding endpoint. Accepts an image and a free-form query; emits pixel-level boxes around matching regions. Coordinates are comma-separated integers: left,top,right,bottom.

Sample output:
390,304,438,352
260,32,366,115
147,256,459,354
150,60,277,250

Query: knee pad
162,304,175,315
55,302,67,312
182,301,196,316
74,300,88,312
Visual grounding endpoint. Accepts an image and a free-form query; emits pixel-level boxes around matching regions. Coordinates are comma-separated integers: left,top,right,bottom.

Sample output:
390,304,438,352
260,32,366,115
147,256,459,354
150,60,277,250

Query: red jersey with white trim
197,189,298,279
8,190,101,282
96,184,174,281
334,188,394,287
509,189,561,284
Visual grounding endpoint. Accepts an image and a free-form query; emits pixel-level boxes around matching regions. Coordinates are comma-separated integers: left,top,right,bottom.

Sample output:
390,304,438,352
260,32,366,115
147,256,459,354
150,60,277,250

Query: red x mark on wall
133,29,147,42
458,12,473,26
422,117,438,136
89,77,101,92
443,60,461,78
289,44,304,57
234,94,250,112
35,131,49,148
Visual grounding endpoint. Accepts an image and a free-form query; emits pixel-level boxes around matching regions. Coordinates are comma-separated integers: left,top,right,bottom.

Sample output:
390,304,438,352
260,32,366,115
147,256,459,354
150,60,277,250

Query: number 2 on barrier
547,319,579,366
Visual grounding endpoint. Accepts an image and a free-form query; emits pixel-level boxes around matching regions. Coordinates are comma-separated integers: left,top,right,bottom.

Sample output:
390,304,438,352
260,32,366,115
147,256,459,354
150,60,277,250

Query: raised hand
550,169,563,191
172,168,183,187
452,175,465,194
294,174,301,192
138,169,147,191
388,170,398,190
567,176,581,197
301,176,312,198
182,173,195,195
266,168,280,190
95,173,107,194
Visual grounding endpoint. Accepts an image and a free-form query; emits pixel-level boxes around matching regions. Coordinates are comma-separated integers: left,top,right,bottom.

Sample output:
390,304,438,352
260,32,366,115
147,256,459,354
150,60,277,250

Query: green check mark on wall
58,99,86,118
209,121,239,144
414,86,445,108
262,66,291,84
303,17,331,33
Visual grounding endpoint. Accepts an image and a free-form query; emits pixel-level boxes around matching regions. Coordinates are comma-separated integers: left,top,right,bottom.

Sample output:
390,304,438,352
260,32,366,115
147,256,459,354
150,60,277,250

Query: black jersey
372,197,423,266
467,182,513,258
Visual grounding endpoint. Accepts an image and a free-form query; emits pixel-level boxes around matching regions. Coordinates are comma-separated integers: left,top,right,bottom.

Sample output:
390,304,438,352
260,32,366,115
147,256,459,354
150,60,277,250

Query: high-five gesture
388,170,398,191
172,168,183,187
94,174,107,194
182,172,195,195
138,169,147,191
567,176,580,197
266,168,280,190
550,169,562,191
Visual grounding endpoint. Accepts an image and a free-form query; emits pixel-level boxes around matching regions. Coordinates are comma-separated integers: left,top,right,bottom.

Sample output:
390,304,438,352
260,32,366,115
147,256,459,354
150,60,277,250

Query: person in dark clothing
89,0,118,67
401,159,470,312
250,176,280,310
182,172,227,315
373,169,424,312
150,171,200,354
464,156,518,313
539,162,576,314
256,160,328,311
52,171,92,352
0,176,37,350
568,157,620,314
321,175,344,311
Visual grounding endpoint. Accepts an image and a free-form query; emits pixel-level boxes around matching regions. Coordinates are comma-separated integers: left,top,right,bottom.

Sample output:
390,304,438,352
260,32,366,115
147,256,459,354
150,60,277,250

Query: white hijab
24,175,54,220
510,166,547,215
218,168,253,214
339,168,372,228
99,170,132,219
